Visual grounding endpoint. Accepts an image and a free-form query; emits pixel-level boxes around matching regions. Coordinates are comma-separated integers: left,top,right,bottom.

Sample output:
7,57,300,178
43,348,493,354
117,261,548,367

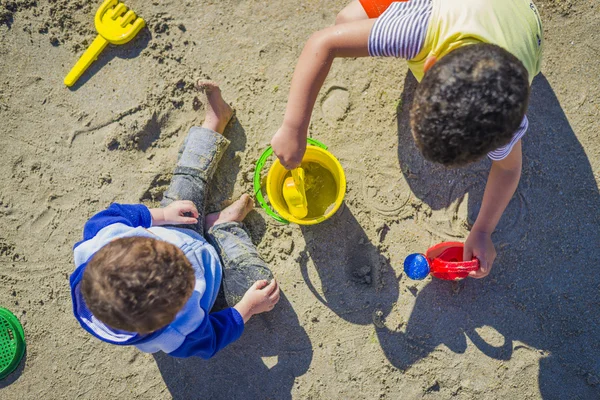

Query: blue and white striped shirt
368,0,527,161
368,0,432,59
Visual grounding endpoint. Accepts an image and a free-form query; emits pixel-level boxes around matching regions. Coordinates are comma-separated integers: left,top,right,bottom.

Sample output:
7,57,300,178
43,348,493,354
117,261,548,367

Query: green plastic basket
0,307,25,380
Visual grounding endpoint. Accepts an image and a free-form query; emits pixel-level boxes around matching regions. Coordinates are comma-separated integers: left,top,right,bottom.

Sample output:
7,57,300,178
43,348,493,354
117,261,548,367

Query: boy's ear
424,56,438,73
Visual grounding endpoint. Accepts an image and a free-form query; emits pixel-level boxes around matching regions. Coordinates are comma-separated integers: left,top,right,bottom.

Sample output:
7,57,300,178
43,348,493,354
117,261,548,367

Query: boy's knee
230,256,273,284
249,261,273,282
263,268,274,282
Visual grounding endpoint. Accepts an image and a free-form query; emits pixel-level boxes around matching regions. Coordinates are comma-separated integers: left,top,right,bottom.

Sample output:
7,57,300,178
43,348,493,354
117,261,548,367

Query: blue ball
404,253,430,280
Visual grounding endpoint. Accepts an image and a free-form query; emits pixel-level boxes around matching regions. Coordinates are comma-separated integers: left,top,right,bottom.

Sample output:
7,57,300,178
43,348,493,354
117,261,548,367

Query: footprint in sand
321,86,350,124
30,207,56,233
362,171,412,217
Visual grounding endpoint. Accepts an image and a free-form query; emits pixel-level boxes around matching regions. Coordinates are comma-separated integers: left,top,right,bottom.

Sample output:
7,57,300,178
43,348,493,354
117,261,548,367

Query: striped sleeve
368,0,433,59
487,116,529,161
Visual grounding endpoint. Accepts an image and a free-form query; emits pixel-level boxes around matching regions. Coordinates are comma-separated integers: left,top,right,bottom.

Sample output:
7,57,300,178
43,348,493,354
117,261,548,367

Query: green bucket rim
0,307,25,380
253,138,328,224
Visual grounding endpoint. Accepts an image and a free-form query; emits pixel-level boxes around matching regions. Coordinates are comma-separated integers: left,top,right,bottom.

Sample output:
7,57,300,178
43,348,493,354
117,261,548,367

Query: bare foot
196,80,234,134
205,194,254,230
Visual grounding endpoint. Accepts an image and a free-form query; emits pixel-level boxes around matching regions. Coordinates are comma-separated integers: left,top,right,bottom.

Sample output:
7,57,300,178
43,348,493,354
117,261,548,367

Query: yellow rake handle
64,36,109,87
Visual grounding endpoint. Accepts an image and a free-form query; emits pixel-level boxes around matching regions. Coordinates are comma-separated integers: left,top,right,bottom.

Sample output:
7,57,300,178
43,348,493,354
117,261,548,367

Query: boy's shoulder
73,223,155,266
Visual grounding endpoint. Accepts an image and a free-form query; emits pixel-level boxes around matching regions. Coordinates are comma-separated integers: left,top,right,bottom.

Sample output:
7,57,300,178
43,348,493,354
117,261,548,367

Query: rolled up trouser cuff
174,126,230,183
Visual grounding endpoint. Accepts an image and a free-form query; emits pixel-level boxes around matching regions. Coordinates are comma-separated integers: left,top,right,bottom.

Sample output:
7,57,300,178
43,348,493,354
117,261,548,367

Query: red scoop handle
426,243,480,280
431,258,480,273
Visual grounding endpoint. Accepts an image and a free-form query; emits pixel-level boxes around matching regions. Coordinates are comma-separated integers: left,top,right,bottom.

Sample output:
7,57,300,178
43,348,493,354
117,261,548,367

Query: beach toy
0,307,25,380
254,138,346,225
282,168,308,219
64,0,146,87
404,242,480,281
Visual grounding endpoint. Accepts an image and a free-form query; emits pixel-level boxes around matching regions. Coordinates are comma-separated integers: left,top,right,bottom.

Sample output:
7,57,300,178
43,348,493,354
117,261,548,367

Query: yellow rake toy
64,0,145,87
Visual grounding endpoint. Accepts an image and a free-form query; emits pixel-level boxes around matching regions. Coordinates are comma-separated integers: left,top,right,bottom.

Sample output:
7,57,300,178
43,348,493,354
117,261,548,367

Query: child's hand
234,279,280,323
150,201,199,226
464,230,497,279
271,126,307,170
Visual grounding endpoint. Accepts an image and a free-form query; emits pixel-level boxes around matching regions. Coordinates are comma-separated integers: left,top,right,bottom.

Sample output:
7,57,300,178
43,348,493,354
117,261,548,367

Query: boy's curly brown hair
81,237,195,334
410,43,530,166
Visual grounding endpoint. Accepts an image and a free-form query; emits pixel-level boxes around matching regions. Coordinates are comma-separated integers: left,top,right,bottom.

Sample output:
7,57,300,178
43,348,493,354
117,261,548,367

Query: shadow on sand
0,349,26,389
299,206,399,327
370,73,599,398
67,27,151,91
154,293,312,400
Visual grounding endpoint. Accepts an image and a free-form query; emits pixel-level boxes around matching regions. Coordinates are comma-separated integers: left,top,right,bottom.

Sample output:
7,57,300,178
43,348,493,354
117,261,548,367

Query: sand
0,0,599,399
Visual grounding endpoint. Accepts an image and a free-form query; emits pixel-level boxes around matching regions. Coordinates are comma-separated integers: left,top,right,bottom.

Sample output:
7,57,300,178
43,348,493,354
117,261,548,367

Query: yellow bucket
254,139,346,225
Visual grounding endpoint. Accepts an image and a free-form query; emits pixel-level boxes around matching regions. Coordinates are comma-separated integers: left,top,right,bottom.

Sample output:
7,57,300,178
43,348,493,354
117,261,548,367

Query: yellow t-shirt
408,0,544,83
367,0,543,160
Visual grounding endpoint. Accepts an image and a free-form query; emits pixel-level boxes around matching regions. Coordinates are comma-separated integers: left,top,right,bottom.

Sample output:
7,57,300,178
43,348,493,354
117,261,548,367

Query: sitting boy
70,82,280,358
271,0,543,278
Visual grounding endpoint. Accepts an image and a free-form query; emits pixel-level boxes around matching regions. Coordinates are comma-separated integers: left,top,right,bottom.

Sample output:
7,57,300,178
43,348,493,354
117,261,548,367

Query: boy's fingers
264,279,278,294
185,206,199,218
480,261,490,277
269,285,280,302
468,254,480,277
469,257,488,278
285,160,301,170
253,280,269,289
180,217,198,224
463,246,473,263
469,270,483,278
180,202,199,217
189,203,199,216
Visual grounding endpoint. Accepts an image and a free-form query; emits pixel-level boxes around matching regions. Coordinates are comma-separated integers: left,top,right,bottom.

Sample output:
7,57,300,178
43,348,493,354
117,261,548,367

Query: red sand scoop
404,242,480,281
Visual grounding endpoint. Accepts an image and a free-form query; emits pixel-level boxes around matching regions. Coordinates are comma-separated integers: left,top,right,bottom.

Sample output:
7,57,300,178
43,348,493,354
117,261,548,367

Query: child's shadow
300,206,400,329
153,293,312,400
395,74,489,220
377,74,600,398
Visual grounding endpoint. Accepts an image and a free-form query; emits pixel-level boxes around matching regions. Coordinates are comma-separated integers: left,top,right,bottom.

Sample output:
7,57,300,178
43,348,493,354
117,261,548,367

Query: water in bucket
283,161,337,218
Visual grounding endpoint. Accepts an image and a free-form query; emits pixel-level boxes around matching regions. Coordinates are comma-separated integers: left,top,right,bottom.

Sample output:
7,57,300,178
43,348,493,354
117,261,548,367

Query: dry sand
1,0,599,399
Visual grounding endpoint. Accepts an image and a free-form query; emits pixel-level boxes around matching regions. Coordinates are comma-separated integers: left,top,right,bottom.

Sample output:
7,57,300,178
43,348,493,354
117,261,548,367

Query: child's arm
167,308,246,359
75,201,198,248
272,20,375,169
149,200,199,226
167,280,280,359
232,279,280,323
464,141,523,278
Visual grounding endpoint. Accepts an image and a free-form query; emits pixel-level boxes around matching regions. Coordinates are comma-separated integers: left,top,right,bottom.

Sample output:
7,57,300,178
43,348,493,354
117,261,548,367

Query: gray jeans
160,127,273,309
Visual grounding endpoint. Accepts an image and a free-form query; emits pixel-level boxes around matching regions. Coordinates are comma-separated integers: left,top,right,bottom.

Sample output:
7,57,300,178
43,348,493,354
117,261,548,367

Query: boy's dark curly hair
410,43,530,166
81,237,195,334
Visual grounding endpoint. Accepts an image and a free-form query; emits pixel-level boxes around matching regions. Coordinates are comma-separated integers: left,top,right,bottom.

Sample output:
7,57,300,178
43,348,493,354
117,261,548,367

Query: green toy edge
0,307,25,381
